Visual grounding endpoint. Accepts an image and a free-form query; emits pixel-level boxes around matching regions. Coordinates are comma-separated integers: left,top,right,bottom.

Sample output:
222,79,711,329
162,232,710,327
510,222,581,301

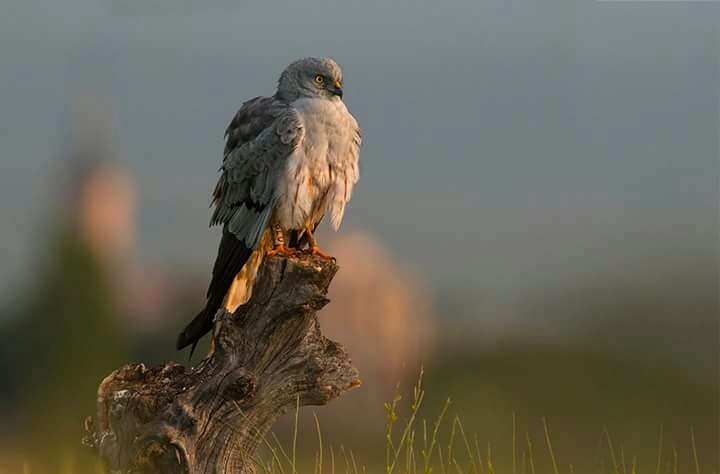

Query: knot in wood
223,369,257,401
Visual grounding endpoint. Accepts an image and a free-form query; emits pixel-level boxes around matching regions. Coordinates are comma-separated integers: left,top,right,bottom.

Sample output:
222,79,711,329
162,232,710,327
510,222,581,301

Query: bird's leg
267,224,296,257
305,228,335,261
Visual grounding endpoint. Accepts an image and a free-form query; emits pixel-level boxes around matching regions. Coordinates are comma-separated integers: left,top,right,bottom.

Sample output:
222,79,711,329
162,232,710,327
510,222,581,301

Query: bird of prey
176,57,362,353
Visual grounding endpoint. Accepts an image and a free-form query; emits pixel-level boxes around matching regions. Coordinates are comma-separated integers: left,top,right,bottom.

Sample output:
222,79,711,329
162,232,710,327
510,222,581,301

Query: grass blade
691,427,701,474
542,418,559,474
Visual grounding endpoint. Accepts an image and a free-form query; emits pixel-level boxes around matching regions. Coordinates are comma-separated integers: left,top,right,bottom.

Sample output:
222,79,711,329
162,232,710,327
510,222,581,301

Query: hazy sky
0,1,718,303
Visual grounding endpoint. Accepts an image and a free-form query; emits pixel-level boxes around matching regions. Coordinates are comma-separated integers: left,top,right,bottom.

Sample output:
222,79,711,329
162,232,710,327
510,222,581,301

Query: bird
176,57,362,354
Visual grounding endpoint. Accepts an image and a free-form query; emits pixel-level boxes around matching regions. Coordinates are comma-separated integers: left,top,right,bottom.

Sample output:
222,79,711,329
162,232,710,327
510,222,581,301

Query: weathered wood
84,254,360,473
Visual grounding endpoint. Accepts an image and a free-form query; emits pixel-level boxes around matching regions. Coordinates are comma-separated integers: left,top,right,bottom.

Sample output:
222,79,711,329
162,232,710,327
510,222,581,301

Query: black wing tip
176,227,254,355
175,336,199,362
175,331,192,351
175,306,211,352
176,326,202,362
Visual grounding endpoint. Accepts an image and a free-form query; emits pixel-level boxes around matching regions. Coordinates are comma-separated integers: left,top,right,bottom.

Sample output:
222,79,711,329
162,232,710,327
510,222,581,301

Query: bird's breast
275,98,360,231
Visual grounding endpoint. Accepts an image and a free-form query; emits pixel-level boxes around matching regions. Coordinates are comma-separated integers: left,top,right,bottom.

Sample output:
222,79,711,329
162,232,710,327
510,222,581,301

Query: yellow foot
266,245,297,257
308,246,336,261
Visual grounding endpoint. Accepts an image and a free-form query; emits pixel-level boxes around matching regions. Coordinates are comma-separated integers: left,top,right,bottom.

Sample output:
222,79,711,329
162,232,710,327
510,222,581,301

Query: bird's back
224,96,290,154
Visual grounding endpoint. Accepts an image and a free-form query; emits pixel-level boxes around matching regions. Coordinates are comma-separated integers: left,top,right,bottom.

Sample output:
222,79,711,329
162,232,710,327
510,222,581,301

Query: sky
0,0,718,306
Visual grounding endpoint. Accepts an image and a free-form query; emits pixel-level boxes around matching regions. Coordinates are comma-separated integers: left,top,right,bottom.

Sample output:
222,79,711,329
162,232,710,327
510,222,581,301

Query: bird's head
276,57,344,102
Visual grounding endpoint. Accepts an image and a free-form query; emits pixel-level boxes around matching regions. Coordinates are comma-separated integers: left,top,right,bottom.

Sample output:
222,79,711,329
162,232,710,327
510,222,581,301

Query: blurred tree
0,94,162,470
13,224,127,472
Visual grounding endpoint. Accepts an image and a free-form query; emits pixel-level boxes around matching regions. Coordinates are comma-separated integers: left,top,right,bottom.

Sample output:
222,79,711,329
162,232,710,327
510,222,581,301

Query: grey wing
176,103,303,352
223,96,289,156
211,103,303,247
206,105,303,311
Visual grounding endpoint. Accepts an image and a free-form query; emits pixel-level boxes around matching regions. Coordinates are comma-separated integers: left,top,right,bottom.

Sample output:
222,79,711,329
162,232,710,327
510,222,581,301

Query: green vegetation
252,370,715,474
9,367,717,473
2,226,128,473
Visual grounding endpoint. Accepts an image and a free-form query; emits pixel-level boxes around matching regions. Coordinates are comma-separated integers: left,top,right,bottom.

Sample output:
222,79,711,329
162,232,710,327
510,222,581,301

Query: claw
308,246,336,261
267,244,297,257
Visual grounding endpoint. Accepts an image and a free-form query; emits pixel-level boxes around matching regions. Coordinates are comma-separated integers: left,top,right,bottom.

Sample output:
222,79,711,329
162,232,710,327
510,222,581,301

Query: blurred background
0,0,718,472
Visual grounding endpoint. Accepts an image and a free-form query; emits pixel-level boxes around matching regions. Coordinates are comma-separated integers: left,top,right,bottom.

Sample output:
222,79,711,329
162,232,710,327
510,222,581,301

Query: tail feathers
177,228,271,357
176,299,219,355
177,229,254,356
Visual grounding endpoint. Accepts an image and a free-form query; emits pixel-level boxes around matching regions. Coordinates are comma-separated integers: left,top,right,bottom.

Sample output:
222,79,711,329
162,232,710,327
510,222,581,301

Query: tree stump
83,254,360,473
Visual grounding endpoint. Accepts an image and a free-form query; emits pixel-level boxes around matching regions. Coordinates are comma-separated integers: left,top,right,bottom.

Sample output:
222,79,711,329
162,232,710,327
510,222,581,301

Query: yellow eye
314,75,325,85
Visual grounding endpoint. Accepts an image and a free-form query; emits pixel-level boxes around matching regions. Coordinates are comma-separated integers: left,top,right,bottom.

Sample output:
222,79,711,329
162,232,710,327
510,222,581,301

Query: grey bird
177,57,362,354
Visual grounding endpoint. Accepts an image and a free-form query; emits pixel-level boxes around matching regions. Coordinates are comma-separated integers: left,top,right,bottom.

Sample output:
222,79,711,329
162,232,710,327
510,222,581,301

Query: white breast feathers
276,97,361,231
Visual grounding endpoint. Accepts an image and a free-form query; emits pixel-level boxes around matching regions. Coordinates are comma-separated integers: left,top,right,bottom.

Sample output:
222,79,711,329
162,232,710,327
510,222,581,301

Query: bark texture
84,254,360,473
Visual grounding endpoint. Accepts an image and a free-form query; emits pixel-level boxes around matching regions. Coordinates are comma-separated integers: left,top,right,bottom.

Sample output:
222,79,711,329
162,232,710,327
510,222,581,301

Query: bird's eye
314,75,325,85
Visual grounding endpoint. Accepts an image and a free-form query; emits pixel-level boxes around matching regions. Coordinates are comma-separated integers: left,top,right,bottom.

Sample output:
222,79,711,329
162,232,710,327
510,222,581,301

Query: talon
308,246,335,261
267,245,296,257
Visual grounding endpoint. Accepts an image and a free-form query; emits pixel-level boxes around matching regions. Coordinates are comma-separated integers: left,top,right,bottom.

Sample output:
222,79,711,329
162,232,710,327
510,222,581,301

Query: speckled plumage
177,57,362,353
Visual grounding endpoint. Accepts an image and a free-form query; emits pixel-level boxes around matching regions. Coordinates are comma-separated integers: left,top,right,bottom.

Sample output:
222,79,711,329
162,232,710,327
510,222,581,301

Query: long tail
176,229,271,356
176,228,253,354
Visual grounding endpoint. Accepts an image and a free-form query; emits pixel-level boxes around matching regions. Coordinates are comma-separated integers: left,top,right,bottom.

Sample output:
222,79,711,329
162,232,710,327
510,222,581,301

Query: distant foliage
10,226,128,472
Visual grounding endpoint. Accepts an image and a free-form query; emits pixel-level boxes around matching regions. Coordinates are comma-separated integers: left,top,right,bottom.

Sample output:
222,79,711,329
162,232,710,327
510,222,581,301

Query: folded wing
176,99,303,352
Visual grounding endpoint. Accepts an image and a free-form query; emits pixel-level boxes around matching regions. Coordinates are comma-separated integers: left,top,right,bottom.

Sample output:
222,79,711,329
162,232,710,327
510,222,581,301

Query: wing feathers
178,98,303,353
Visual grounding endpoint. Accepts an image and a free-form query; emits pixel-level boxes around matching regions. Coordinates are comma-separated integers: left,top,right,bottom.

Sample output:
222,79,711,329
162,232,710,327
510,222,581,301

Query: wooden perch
84,254,360,474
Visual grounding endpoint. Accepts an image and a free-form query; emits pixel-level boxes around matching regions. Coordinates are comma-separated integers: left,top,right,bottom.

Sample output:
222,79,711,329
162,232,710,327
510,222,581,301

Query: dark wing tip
176,305,212,352
175,330,191,351
175,331,200,361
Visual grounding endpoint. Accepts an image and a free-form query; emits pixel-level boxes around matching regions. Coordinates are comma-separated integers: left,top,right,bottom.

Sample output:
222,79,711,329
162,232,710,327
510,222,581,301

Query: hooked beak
332,80,343,99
